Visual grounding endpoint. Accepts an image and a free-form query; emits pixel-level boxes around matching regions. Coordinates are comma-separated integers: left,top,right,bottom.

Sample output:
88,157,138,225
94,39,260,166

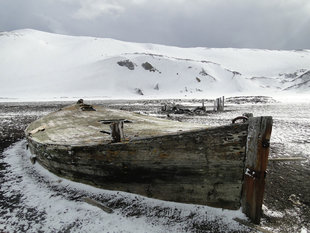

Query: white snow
1,29,310,101
262,205,284,218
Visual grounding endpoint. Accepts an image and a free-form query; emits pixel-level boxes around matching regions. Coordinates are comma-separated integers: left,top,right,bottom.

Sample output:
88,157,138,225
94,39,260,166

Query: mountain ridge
1,29,310,99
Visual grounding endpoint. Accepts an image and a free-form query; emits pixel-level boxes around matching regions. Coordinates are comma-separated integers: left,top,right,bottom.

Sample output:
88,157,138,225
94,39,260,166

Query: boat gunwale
25,122,248,148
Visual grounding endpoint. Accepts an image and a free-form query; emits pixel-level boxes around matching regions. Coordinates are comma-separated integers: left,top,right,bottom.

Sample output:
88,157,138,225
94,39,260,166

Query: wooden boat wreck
25,102,272,223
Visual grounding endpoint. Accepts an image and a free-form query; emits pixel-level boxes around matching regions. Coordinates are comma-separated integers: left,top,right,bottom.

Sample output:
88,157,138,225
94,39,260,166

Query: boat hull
27,123,248,210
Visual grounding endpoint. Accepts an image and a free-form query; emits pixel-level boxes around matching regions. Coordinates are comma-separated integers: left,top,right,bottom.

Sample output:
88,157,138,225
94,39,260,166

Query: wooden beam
214,96,225,112
83,197,113,213
110,120,124,142
241,116,273,224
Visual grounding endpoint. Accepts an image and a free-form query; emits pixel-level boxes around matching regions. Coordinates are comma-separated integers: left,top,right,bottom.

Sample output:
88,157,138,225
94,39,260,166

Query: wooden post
219,98,222,111
110,121,124,142
214,98,219,111
241,116,273,224
201,100,206,111
162,104,167,112
219,97,222,111
214,97,225,112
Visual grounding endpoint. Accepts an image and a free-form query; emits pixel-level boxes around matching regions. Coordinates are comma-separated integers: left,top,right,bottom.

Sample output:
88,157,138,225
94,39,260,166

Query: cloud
73,0,125,19
0,0,310,49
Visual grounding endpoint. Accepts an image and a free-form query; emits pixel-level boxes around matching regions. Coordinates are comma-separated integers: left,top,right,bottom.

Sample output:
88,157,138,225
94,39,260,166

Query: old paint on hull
25,104,272,221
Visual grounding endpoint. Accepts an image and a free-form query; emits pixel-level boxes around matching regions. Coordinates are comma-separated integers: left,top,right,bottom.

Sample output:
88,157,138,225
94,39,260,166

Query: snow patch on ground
1,140,248,232
262,205,284,218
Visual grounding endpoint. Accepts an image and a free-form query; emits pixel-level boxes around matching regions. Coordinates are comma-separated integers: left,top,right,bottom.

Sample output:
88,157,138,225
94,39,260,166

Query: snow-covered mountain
1,29,310,100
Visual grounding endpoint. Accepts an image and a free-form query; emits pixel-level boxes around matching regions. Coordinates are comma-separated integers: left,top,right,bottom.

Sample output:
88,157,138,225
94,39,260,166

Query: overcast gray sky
1,0,310,49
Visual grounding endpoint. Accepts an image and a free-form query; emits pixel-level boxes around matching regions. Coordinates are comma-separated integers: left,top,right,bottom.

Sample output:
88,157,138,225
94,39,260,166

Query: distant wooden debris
161,104,192,114
214,96,225,112
161,100,207,115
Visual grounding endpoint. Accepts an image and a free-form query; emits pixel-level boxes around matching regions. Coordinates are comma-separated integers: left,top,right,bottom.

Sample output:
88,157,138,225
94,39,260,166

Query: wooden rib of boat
25,102,272,223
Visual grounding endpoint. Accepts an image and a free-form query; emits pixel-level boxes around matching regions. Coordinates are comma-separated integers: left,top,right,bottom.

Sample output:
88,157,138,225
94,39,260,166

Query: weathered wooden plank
83,197,113,213
214,96,225,111
241,116,273,224
27,123,248,210
110,121,124,142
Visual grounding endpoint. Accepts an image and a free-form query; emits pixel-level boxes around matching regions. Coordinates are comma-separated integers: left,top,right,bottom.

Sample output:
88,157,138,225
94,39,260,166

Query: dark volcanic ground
0,103,65,232
0,100,309,232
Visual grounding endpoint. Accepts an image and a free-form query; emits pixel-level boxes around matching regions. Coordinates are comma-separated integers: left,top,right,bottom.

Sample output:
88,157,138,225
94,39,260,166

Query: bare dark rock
141,62,157,72
154,83,159,90
279,69,307,79
199,68,217,81
199,68,208,76
232,71,241,76
117,60,136,70
134,88,144,95
283,70,310,91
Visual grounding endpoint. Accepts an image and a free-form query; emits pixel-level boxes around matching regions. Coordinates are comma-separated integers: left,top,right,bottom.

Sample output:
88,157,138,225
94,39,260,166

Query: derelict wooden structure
25,103,272,224
214,96,225,112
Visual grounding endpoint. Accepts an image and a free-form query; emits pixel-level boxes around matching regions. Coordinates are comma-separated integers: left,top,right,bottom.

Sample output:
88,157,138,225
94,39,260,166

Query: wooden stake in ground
110,120,124,142
214,96,225,111
241,116,273,224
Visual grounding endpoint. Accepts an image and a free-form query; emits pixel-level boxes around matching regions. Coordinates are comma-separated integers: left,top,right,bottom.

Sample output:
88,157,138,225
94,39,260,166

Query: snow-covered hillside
1,29,310,100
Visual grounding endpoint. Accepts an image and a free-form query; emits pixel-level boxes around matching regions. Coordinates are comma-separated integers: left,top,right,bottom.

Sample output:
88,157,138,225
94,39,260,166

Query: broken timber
109,120,124,142
214,96,225,112
25,103,273,224
83,197,113,214
241,116,273,224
